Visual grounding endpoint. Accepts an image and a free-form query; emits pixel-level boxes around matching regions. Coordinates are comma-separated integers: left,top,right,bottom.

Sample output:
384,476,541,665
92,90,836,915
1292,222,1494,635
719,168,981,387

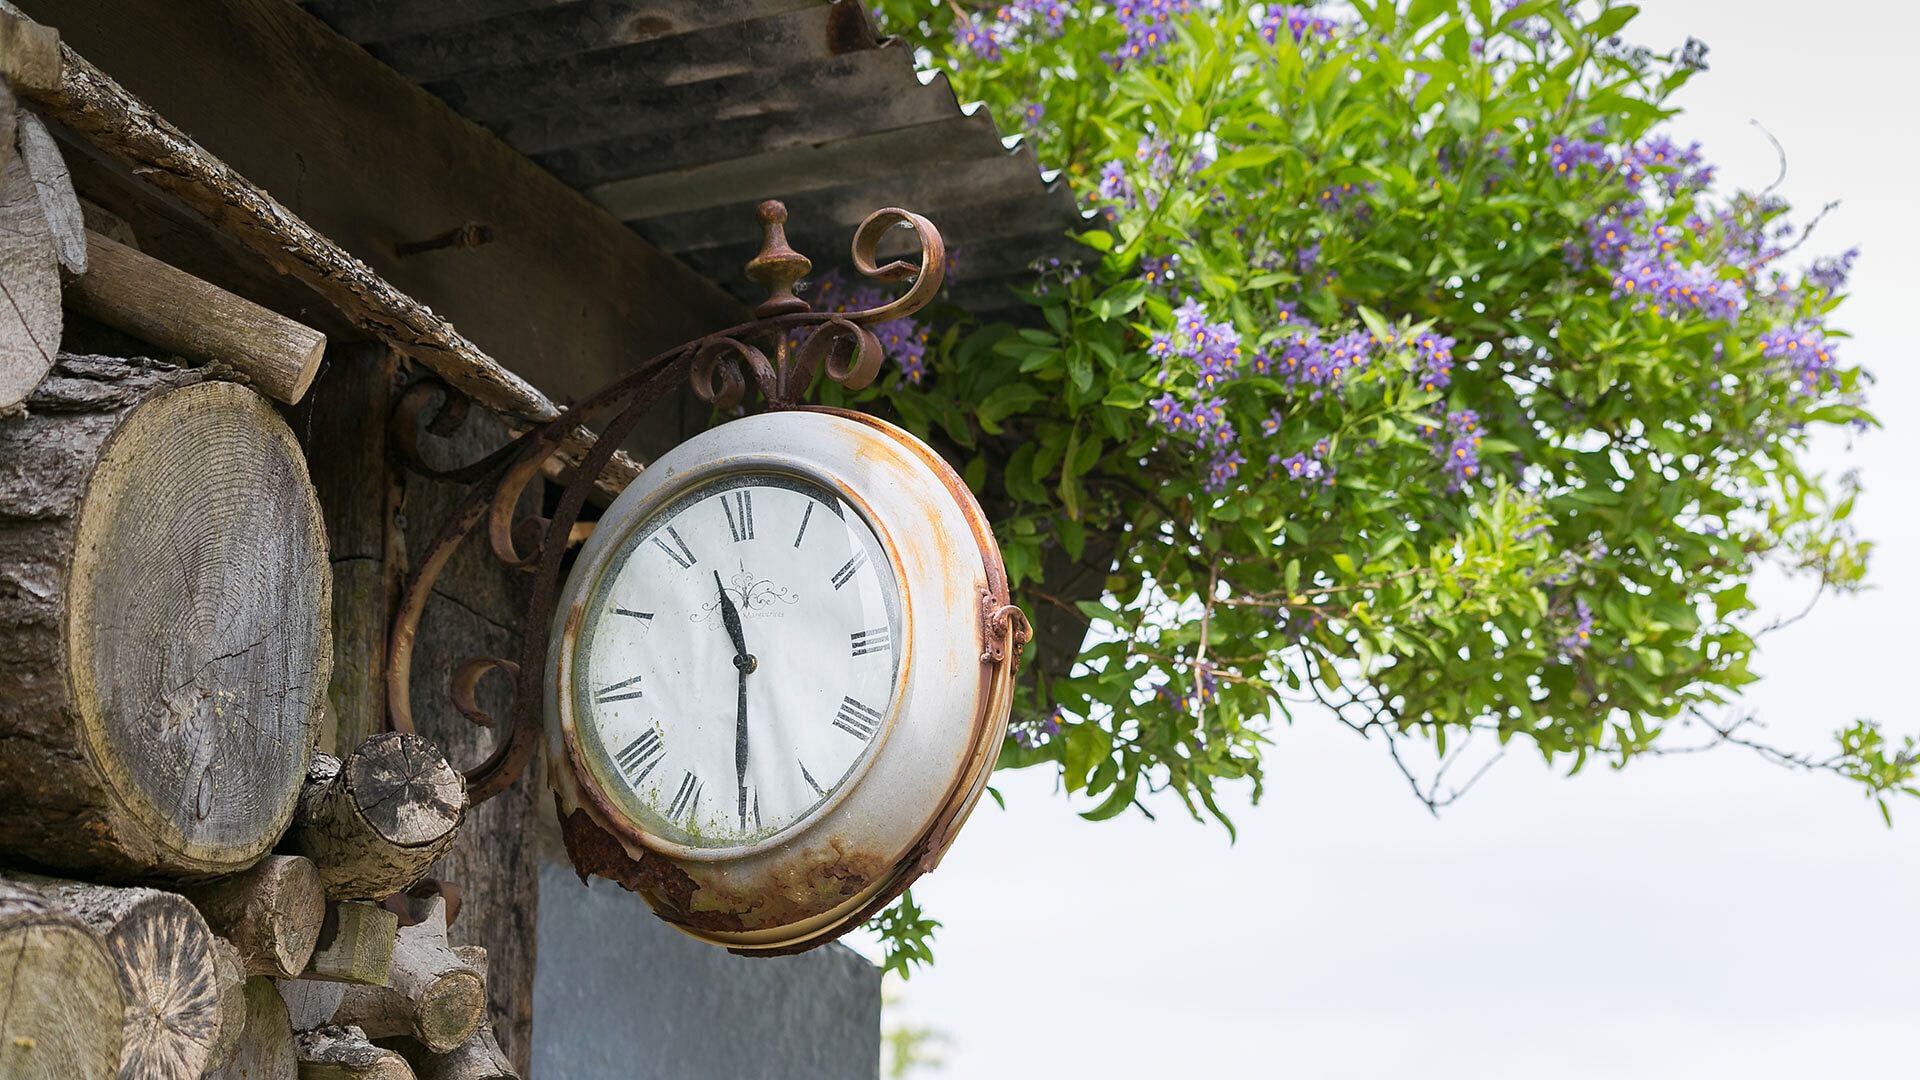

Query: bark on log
66,232,326,404
280,978,348,1032
0,356,330,879
301,902,397,987
11,875,223,1080
180,855,327,979
386,1022,517,1080
295,1026,413,1080
387,944,516,1080
208,977,298,1080
331,896,484,1054
0,879,124,1080
0,85,60,412
206,936,249,1073
284,734,466,902
14,107,82,275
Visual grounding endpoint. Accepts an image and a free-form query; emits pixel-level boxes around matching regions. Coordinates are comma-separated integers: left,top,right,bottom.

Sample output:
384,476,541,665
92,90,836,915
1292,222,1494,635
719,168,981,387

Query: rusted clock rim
677,408,1021,953
552,452,913,865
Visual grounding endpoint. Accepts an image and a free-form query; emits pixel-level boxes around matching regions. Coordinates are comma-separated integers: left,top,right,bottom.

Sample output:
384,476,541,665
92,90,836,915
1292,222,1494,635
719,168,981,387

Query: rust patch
555,798,747,930
686,835,891,932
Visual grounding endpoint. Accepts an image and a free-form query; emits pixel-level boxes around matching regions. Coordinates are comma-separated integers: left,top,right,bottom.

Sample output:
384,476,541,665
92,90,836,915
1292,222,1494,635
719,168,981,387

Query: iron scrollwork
385,200,946,805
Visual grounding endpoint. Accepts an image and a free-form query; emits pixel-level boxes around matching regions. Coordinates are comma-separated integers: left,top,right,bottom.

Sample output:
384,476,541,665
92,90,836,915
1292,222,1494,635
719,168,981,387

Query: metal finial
744,200,812,318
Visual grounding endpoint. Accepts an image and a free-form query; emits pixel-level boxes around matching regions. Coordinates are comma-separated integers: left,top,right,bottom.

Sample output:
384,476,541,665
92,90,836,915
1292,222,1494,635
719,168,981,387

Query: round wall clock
544,406,1023,953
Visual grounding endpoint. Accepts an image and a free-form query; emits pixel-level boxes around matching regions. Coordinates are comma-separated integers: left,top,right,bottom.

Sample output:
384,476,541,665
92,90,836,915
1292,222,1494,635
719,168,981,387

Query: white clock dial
573,472,902,850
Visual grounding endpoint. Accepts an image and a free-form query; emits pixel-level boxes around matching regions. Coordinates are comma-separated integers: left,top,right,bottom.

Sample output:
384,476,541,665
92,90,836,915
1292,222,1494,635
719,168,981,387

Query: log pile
0,34,516,1079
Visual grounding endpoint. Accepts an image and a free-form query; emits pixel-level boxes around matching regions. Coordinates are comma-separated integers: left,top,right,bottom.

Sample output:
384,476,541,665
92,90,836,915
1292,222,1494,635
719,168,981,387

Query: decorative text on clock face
575,474,902,849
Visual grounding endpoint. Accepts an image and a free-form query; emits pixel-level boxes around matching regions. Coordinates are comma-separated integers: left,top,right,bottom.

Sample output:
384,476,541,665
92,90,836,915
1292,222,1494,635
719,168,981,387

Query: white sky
846,1,1920,1074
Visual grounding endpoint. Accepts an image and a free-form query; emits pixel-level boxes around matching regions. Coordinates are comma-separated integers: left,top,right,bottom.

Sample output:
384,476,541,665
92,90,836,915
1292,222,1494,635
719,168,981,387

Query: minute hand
714,571,752,829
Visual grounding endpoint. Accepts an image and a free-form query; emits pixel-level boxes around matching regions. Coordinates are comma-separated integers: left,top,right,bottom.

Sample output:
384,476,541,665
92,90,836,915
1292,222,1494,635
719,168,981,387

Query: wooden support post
0,356,330,880
65,231,327,403
301,901,398,987
11,875,224,1080
208,977,298,1080
180,855,328,979
0,879,123,1080
296,1026,414,1080
284,734,466,902
331,895,485,1054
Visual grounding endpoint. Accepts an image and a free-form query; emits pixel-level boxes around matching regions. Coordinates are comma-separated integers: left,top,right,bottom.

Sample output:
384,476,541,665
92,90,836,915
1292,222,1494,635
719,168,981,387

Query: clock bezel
561,463,909,862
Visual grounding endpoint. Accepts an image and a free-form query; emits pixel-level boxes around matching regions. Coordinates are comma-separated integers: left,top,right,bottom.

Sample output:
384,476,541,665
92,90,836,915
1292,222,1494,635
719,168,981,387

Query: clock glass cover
572,471,902,851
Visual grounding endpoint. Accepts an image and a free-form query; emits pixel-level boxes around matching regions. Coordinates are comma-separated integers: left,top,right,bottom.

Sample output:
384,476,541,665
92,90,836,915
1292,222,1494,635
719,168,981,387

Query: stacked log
0,879,122,1080
0,356,331,880
284,734,467,902
0,21,510,1079
7,874,225,1079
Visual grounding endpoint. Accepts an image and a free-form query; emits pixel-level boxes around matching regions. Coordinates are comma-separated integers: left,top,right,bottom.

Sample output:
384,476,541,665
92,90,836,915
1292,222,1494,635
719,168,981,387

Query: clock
544,406,1023,953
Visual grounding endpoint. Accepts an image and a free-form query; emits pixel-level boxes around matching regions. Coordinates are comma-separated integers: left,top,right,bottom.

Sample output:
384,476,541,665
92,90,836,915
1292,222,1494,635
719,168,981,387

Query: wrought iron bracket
383,200,947,805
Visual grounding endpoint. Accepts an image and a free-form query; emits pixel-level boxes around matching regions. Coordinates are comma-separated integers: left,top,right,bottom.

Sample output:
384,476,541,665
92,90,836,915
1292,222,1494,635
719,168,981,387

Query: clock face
571,471,903,851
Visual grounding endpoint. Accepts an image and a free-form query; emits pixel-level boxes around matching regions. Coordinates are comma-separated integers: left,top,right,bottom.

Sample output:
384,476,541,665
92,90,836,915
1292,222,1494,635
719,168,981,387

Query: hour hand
713,570,749,661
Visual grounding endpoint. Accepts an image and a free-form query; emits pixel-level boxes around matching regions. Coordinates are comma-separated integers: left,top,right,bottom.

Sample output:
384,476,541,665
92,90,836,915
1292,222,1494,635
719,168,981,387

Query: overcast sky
846,1,1920,1074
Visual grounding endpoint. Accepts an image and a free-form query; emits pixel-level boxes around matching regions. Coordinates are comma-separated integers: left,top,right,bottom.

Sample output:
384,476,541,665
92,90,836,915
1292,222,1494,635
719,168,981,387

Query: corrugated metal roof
293,0,1086,322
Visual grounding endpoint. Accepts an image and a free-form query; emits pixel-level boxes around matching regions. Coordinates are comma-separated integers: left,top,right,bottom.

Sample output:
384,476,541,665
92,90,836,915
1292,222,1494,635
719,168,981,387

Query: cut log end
0,363,329,880
0,881,124,1080
182,854,326,979
286,735,465,902
9,876,223,1080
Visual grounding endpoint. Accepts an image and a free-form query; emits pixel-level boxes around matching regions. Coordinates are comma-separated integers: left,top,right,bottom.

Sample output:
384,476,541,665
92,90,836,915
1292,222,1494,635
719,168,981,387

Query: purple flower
1431,409,1484,492
1021,101,1045,130
1559,600,1594,658
1411,331,1457,393
1141,253,1181,289
1804,247,1859,293
1259,5,1336,45
1280,452,1324,482
1548,135,1608,176
954,15,1002,60
1204,449,1245,493
1759,323,1841,394
1096,160,1133,208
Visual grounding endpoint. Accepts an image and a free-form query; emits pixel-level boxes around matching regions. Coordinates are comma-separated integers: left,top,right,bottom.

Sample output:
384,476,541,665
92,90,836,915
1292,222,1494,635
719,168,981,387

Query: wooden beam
7,0,750,477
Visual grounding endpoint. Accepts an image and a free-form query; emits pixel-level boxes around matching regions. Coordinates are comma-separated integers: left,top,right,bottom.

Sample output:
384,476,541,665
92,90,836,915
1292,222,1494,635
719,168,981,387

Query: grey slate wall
532,861,882,1079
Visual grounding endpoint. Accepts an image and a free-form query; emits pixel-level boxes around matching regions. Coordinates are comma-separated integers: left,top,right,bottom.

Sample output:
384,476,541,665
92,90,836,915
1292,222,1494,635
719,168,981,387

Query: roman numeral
832,696,882,741
830,551,866,590
614,729,664,784
667,771,702,821
594,674,645,704
800,760,826,798
793,501,815,548
850,626,891,657
652,525,697,569
721,490,754,542
613,607,653,622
